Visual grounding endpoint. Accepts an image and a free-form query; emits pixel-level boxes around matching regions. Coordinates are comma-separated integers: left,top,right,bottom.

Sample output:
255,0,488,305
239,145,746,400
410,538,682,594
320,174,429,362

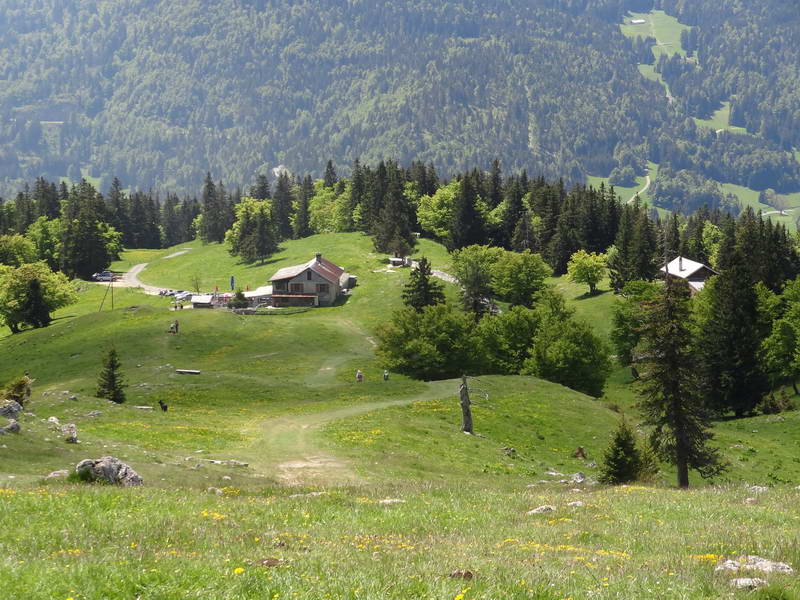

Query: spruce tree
161,194,181,247
106,177,130,244
696,221,768,416
272,171,293,240
449,174,485,250
373,165,414,256
500,178,524,248
60,181,111,279
486,159,503,209
250,174,271,200
402,257,445,312
636,277,725,488
323,160,338,188
97,348,126,404
344,159,364,232
511,210,537,252
200,173,223,243
599,418,642,485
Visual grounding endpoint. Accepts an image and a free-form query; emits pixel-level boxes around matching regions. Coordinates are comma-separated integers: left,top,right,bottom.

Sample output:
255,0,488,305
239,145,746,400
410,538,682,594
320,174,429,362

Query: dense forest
1,0,797,207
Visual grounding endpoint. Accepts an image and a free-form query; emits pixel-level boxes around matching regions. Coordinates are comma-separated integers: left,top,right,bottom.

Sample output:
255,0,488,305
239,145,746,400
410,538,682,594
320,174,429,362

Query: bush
757,390,796,415
228,290,249,309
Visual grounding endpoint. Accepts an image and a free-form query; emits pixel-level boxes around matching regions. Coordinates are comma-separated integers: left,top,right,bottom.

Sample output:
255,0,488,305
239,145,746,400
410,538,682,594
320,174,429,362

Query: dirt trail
247,379,455,486
628,174,651,204
94,263,163,295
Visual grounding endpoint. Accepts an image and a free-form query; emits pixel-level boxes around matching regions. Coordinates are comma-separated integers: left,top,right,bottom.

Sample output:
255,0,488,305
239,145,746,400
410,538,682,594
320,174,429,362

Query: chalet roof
659,256,717,279
270,254,345,284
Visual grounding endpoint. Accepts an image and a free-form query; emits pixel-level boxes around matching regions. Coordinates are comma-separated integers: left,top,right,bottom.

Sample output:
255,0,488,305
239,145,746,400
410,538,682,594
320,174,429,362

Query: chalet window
274,281,286,291
290,283,304,293
306,270,312,280
316,284,330,294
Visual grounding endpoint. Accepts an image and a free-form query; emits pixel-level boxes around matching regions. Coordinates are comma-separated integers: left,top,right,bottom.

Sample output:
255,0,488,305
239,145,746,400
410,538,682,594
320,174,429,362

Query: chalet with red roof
269,253,352,307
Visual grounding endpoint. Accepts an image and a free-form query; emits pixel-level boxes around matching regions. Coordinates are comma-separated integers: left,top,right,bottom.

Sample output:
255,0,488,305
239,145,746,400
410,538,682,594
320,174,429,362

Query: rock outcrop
75,456,143,486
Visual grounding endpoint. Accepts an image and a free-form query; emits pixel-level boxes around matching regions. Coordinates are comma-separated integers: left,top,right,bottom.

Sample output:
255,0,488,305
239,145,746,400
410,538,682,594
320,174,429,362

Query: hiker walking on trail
174,320,179,334
383,370,389,381
356,369,363,383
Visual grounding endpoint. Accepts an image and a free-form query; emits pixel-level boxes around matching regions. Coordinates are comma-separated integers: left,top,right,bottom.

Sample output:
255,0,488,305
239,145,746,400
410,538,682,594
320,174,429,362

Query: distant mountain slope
0,0,797,200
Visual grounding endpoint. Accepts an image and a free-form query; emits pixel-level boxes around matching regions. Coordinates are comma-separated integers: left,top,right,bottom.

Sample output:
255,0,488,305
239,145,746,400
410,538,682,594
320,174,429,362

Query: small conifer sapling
97,347,126,404
599,417,641,484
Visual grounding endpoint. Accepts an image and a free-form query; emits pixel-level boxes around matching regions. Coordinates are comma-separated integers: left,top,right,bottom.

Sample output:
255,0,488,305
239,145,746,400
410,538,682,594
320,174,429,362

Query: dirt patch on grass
277,456,349,485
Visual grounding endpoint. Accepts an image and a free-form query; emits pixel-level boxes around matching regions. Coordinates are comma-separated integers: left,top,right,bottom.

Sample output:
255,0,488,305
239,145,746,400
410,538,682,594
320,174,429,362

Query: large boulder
75,456,143,486
0,401,22,420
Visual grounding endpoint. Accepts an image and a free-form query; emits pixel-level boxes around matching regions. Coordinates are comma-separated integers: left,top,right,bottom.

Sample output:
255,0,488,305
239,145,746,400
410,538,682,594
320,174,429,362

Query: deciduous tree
0,262,76,333
566,249,607,295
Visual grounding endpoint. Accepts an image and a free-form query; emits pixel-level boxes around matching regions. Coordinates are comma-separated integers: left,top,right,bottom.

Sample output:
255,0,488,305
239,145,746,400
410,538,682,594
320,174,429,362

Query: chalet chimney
679,256,684,271
315,253,322,263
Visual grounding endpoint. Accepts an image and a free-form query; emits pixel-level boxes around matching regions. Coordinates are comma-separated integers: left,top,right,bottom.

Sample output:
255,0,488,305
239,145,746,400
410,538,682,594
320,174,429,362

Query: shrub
228,290,249,309
757,391,796,415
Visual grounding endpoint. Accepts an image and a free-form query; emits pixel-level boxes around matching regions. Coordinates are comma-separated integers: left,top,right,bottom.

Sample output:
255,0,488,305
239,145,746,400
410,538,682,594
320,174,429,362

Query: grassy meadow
693,102,748,135
2,234,800,598
586,162,658,207
621,11,689,59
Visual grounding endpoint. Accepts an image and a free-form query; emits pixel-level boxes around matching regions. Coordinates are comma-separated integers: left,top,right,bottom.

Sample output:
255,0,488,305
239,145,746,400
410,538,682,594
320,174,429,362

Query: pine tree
13,187,35,234
486,159,503,209
500,177,524,248
636,277,725,488
373,164,415,256
449,174,485,250
106,177,130,245
250,174,271,200
599,418,642,485
511,209,537,252
97,347,126,404
401,257,445,312
33,177,60,220
200,173,226,243
272,171,293,240
696,220,768,416
344,159,364,232
60,181,111,279
161,193,181,247
546,195,583,275
323,160,338,188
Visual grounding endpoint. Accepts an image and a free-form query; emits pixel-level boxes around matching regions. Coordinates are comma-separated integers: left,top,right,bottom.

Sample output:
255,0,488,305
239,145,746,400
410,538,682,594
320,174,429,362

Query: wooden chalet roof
270,254,345,284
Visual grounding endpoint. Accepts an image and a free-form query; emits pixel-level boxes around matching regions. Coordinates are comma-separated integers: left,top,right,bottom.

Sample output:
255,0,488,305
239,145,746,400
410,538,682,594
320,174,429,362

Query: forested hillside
0,0,798,205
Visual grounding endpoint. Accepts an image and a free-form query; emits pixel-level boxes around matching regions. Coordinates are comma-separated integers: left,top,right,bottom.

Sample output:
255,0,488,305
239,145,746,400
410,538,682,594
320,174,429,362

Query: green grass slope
3,235,800,598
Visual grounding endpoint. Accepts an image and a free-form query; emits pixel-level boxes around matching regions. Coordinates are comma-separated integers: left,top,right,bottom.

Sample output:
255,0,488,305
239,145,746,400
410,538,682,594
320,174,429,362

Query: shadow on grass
241,255,284,269
330,293,352,308
574,288,612,301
